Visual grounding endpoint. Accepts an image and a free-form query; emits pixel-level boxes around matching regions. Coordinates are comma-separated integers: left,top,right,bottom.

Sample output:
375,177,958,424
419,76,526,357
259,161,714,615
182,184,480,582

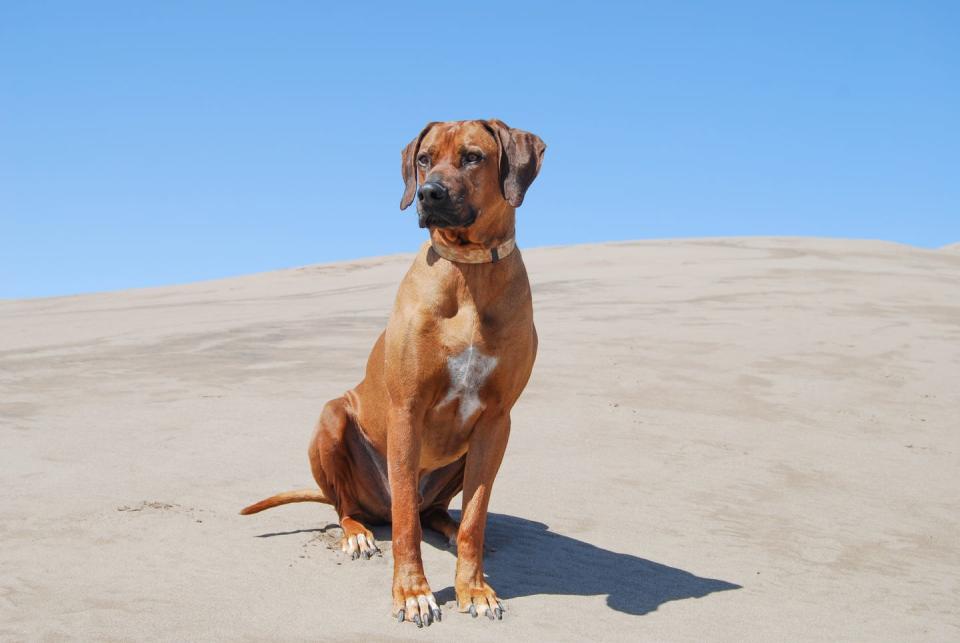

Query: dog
241,119,545,627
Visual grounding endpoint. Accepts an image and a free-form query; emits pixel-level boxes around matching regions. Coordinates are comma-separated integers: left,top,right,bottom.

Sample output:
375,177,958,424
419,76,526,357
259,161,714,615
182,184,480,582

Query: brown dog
241,119,545,627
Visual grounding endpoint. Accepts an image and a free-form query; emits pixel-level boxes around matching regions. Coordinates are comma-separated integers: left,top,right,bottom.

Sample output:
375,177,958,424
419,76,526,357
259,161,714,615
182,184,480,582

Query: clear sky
2,2,958,299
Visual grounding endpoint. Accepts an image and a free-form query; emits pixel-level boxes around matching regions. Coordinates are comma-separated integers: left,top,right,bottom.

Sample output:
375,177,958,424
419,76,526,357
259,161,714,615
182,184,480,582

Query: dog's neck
430,235,515,264
429,207,516,265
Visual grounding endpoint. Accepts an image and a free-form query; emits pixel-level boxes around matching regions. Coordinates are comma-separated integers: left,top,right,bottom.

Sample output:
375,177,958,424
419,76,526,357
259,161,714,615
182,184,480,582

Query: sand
1,237,958,641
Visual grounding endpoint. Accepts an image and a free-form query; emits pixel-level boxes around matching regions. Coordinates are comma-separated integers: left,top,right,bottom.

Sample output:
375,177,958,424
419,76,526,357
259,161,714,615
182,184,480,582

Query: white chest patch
440,346,498,424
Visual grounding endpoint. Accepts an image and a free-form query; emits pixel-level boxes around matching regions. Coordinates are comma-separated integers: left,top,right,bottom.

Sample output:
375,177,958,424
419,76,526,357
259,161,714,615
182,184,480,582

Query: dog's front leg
455,412,510,620
388,406,440,627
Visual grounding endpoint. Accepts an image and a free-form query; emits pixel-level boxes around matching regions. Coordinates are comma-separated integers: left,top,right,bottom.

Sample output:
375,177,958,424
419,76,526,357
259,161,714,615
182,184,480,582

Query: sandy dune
2,237,958,641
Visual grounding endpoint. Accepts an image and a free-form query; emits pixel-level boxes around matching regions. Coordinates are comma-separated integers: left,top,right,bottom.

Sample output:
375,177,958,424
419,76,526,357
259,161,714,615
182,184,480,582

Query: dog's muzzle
416,182,476,228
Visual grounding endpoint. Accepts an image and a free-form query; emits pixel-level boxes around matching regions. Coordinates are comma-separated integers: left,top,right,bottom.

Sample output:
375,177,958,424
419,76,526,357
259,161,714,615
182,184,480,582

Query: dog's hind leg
309,397,382,559
419,455,466,547
422,507,460,547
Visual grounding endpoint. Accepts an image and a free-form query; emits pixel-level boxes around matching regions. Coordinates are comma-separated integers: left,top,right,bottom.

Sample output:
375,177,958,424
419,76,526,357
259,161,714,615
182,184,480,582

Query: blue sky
2,2,958,299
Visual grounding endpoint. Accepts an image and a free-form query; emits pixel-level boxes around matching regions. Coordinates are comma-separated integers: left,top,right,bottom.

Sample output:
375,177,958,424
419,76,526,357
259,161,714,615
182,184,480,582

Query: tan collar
430,237,516,264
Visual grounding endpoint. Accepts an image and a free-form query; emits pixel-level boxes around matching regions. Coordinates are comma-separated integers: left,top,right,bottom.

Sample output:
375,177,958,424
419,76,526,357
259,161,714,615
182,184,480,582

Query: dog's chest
438,345,498,424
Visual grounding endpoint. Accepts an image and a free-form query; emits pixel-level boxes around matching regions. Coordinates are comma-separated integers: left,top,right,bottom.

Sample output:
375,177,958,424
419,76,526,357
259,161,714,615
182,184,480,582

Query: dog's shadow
439,511,740,615
262,511,740,616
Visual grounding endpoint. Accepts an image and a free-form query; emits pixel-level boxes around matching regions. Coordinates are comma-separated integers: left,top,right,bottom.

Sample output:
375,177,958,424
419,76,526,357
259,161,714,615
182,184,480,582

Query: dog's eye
417,154,430,167
463,152,483,164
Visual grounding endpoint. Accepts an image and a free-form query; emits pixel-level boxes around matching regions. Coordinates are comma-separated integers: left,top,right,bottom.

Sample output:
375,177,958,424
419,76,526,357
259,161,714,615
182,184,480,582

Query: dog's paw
456,581,504,621
339,518,381,561
340,531,380,560
393,576,441,627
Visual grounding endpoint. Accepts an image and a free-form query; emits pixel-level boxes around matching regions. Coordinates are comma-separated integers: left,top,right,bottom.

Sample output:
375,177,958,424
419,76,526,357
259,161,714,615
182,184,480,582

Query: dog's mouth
417,206,477,229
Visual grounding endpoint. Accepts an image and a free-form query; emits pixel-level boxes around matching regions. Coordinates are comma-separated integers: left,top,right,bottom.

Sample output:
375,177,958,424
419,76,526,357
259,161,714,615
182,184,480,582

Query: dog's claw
432,607,442,622
345,532,379,560
469,604,478,618
485,607,494,620
413,614,422,628
397,609,405,623
494,607,502,620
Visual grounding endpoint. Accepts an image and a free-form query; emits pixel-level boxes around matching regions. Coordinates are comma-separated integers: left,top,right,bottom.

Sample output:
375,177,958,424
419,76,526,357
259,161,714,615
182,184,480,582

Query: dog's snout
419,182,448,203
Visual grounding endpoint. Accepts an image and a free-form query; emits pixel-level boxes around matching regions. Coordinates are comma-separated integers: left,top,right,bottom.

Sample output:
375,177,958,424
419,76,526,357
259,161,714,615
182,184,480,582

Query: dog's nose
419,182,448,203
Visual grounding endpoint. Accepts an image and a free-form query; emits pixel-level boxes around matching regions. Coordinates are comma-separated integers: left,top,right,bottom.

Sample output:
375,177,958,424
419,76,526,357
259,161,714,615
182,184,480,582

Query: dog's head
400,120,546,229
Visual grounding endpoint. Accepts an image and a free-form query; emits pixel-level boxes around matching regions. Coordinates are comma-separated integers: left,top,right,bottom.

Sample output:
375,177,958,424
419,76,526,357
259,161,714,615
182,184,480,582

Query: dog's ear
485,119,547,207
400,122,438,211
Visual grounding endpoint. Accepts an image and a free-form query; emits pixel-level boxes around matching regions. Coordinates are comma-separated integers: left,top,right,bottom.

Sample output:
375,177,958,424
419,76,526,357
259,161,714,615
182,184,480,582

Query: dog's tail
239,489,332,515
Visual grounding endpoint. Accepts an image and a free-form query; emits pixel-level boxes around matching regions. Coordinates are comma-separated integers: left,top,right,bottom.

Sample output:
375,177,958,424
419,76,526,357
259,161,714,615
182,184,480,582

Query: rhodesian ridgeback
241,119,546,627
